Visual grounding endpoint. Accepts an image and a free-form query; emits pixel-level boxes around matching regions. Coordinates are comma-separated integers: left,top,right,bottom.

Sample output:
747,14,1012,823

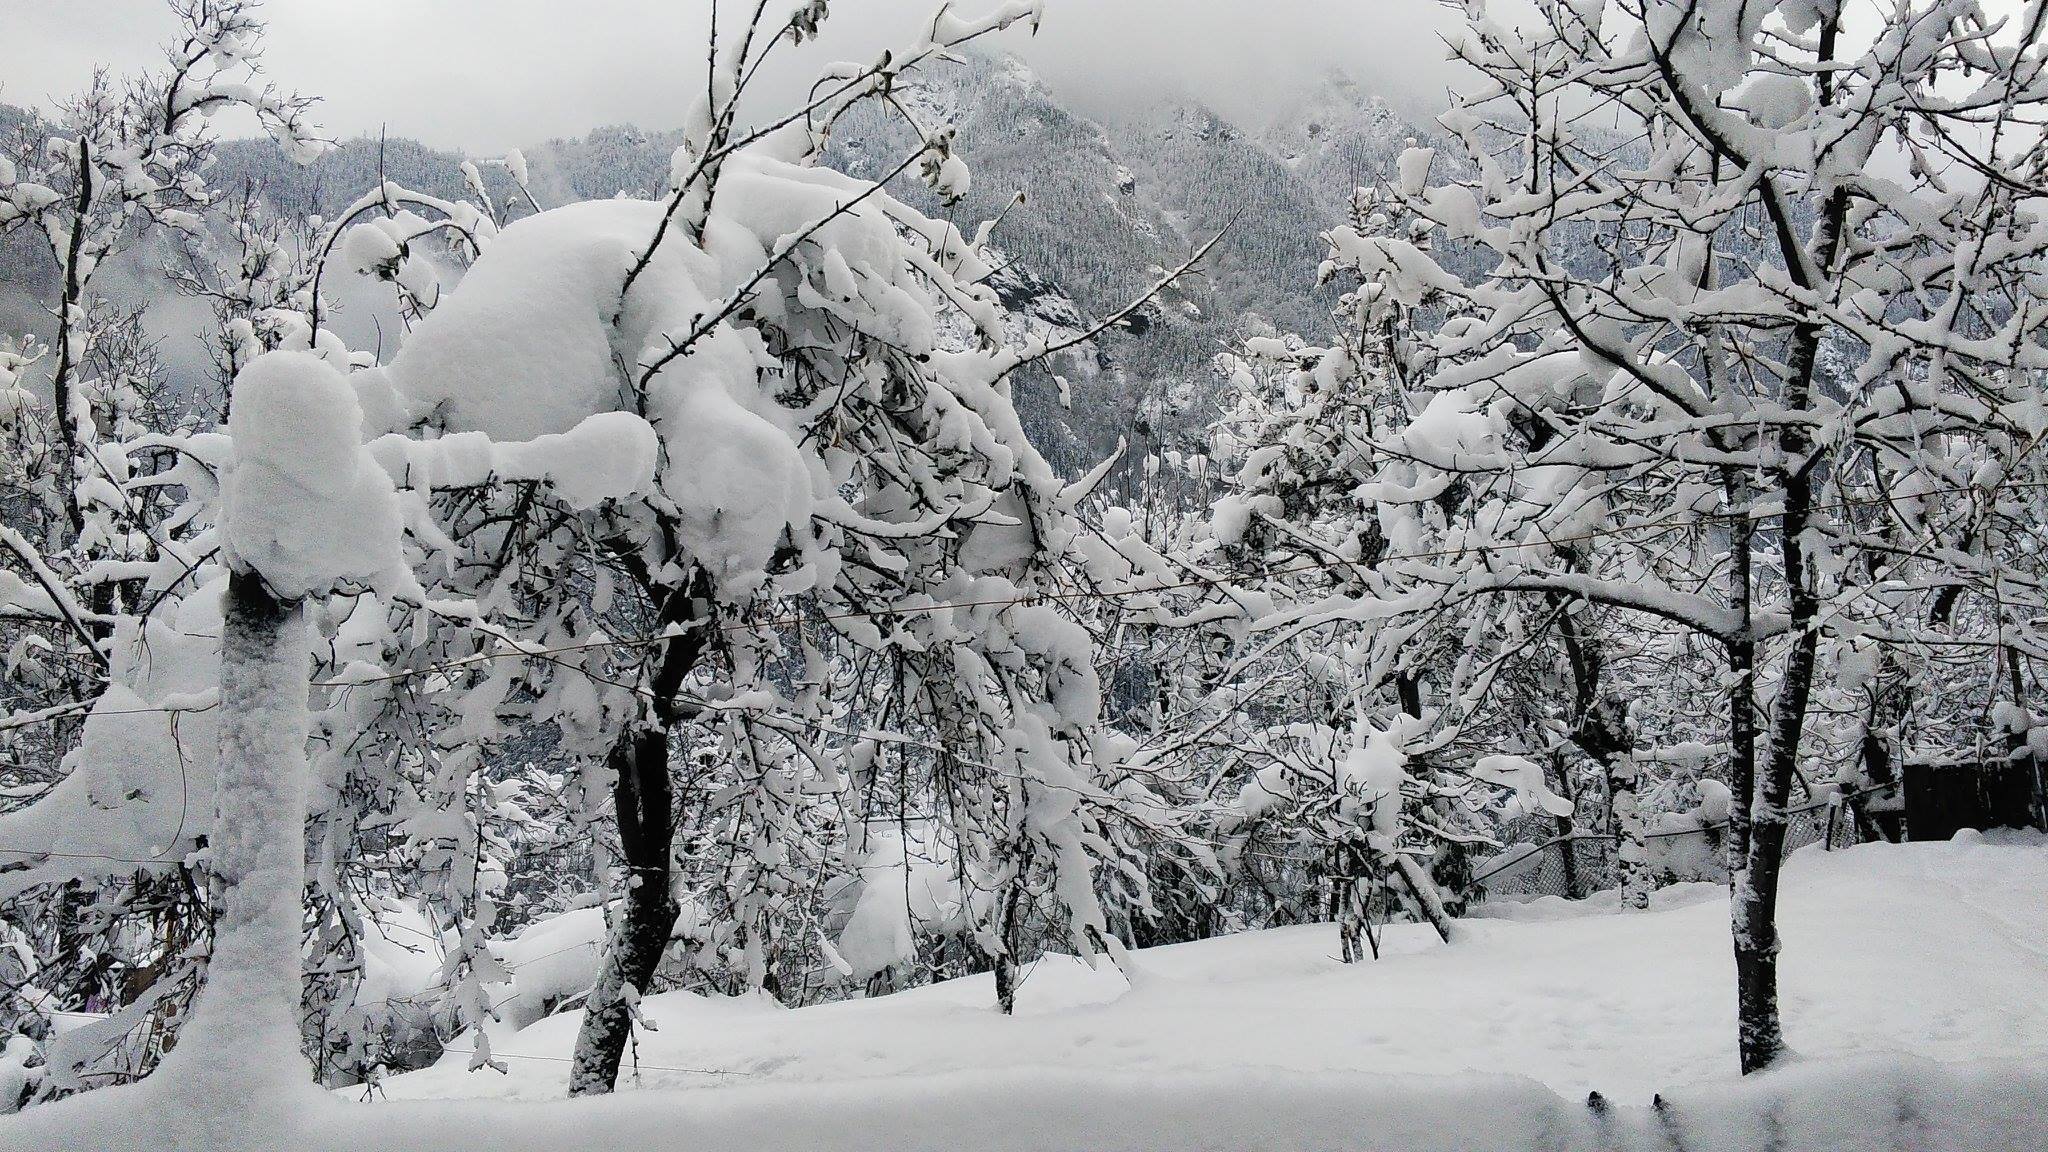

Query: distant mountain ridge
4,57,1439,472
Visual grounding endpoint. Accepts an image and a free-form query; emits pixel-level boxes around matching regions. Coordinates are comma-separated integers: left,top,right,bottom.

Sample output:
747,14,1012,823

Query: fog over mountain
2,54,1442,481
0,0,1462,153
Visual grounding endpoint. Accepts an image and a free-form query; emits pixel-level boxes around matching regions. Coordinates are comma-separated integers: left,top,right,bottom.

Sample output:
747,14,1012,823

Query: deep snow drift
5,835,2044,1151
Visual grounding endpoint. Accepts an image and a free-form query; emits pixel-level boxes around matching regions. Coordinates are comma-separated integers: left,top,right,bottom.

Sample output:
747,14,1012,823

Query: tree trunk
1336,880,1366,964
566,724,682,1096
1552,583,1645,907
991,883,1022,1015
1607,753,1652,911
567,577,706,1096
1851,661,1907,844
1850,538,1912,844
1730,413,1819,1074
1731,142,1841,1071
1735,638,1809,1075
153,571,314,1104
2004,647,2046,833
1332,843,1374,962
1723,509,1758,874
1390,853,1455,944
1544,752,1586,899
49,140,93,542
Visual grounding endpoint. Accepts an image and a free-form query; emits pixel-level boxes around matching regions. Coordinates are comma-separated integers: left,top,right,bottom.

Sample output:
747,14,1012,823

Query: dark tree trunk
1731,98,1845,1067
50,140,93,542
2004,647,2047,833
1394,674,1422,720
1391,854,1455,944
1546,753,1586,900
1730,488,1815,1074
567,576,707,1096
1332,843,1376,962
1724,509,1758,874
1736,637,1811,1075
566,725,682,1096
1854,716,1905,844
1732,371,1822,1075
1850,549,1911,843
991,883,1022,1015
1555,599,1644,907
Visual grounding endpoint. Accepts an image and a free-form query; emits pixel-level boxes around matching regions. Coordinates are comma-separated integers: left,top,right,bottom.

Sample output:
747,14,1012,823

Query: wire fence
1472,785,1885,901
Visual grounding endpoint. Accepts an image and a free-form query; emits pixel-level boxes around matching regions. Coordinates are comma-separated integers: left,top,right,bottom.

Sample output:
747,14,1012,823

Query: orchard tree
1141,176,1582,955
323,0,1212,1094
1291,0,2048,1072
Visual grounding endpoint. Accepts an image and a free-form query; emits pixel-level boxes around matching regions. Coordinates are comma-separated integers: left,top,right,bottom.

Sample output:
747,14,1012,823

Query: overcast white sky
1,1,1461,152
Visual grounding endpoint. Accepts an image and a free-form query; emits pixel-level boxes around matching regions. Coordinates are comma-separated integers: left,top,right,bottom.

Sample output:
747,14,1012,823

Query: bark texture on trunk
1732,397,1818,1074
1332,843,1377,962
49,140,93,542
566,725,683,1096
1546,753,1587,900
992,883,1022,1015
1391,853,1456,944
1556,602,1645,908
1724,508,1758,877
567,578,706,1096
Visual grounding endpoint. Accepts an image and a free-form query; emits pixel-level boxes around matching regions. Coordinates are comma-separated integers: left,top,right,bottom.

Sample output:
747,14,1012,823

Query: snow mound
5,1056,2043,1152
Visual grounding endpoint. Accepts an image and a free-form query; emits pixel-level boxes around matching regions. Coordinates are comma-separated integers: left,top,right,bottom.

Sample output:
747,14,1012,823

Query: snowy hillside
375,836,2048,1106
6,837,2043,1151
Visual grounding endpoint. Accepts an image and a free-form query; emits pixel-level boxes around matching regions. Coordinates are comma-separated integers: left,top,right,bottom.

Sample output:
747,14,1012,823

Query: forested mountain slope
3,57,1435,483
183,56,1434,467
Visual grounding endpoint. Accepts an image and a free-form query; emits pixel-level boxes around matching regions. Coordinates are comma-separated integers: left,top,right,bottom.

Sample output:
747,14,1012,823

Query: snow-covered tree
291,0,1213,1095
0,0,328,1091
0,0,316,538
1243,0,2048,1072
1105,176,1584,956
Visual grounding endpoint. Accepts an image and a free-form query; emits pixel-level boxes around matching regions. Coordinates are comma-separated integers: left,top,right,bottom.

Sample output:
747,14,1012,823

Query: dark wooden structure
1903,755,2047,841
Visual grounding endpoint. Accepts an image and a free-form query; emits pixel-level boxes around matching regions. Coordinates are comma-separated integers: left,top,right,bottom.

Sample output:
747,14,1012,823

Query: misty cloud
1,0,1462,151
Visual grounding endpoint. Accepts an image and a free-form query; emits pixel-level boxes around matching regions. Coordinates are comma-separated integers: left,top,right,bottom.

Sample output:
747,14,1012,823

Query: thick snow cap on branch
353,195,812,595
365,412,659,513
1340,726,1409,847
1468,754,1576,819
355,144,1032,595
224,352,411,602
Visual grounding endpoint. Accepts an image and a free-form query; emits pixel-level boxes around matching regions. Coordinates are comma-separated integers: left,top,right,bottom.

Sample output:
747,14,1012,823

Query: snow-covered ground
375,833,2048,1107
7,834,2045,1151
